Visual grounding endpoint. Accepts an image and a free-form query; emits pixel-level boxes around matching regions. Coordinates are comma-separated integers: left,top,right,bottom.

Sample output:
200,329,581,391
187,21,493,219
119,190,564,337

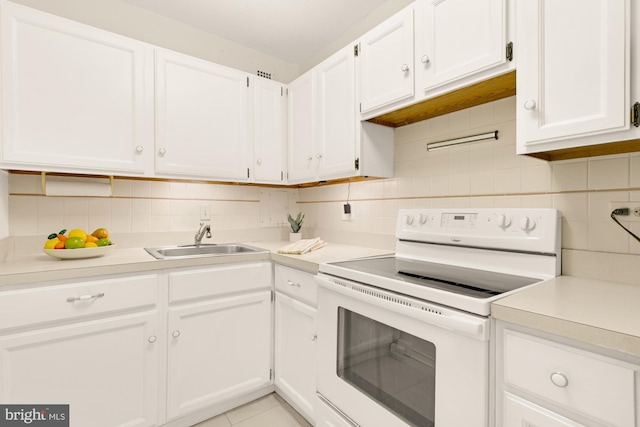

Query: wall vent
257,70,272,79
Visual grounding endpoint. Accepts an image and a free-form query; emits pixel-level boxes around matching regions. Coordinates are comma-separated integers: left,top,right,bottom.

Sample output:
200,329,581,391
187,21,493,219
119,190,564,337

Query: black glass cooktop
326,256,541,299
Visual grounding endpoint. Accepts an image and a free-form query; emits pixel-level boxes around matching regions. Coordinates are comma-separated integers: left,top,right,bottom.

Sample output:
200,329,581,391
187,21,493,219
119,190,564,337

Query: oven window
337,308,436,427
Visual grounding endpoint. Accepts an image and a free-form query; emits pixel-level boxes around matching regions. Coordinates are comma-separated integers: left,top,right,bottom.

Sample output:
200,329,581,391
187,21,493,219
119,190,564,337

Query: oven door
315,273,491,427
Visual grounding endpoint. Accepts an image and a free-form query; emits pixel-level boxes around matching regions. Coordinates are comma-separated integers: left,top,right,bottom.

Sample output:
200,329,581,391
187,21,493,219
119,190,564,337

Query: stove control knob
496,214,512,229
405,215,414,225
519,216,536,232
419,214,428,225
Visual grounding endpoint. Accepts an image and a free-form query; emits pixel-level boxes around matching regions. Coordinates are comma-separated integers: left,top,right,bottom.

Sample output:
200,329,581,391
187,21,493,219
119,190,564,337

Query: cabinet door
253,77,287,184
167,291,272,420
0,2,153,175
517,0,630,149
274,292,317,423
0,312,159,427
155,49,250,180
359,5,414,114
287,69,317,183
504,393,586,427
419,0,507,91
316,45,357,180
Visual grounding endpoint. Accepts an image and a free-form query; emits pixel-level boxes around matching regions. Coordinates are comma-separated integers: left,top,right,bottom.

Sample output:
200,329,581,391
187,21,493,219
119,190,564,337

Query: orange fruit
54,241,65,249
57,234,67,242
85,235,98,244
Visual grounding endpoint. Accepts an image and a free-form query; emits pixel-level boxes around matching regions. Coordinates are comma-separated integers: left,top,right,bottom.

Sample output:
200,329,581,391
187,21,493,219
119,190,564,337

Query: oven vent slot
342,280,444,316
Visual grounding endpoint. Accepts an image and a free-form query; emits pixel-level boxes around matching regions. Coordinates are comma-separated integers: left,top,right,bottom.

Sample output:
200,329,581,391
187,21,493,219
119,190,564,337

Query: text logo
0,405,69,426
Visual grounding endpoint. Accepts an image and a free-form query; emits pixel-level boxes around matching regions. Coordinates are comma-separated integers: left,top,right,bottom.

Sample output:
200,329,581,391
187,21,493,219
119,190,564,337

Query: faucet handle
206,228,212,239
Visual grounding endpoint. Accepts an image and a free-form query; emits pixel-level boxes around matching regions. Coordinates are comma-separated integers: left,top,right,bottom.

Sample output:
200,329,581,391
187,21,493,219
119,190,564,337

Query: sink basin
144,243,267,259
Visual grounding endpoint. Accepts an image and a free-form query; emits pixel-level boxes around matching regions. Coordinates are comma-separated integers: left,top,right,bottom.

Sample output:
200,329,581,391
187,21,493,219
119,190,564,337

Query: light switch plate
200,205,211,221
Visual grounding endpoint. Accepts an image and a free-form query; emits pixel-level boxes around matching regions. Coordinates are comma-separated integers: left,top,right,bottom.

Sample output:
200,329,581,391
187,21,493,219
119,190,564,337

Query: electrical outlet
200,205,211,221
609,202,640,221
341,204,355,221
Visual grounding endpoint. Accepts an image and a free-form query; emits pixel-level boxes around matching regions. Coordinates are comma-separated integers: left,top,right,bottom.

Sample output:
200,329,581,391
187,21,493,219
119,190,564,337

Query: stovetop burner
327,256,541,299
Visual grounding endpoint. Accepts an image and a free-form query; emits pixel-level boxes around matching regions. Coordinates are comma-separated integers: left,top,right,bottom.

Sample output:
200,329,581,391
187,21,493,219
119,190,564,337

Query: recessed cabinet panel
253,78,287,184
155,49,250,180
317,45,357,179
517,0,631,150
0,1,153,174
420,0,506,91
359,6,414,114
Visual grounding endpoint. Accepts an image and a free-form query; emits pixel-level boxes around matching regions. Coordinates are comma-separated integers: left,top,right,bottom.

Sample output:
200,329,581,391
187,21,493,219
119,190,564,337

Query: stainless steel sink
144,243,267,259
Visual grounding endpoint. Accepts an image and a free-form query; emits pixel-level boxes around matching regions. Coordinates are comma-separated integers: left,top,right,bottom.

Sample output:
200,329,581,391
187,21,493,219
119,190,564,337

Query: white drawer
169,261,272,303
275,265,317,307
503,330,638,427
0,274,159,330
503,392,586,427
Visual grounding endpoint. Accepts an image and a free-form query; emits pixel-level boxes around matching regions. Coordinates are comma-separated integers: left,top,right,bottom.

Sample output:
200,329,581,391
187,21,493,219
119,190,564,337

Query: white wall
8,0,300,83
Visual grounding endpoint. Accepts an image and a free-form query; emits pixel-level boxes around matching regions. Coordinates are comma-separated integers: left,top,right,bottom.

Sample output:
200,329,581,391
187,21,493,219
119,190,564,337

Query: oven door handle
317,393,361,427
316,274,488,340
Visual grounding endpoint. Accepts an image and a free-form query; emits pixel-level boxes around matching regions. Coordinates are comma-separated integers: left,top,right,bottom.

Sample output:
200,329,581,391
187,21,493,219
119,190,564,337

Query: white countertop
0,240,392,287
492,276,640,358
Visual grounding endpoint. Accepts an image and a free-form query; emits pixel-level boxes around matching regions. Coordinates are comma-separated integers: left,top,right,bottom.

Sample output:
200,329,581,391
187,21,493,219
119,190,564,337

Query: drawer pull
66,292,105,303
550,372,569,388
287,280,301,288
310,334,318,342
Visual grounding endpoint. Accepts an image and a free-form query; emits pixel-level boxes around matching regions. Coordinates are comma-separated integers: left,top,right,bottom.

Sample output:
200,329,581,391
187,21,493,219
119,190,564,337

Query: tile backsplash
6,96,640,280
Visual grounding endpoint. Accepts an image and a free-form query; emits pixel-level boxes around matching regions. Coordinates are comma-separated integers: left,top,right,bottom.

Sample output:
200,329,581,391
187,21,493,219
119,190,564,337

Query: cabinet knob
287,280,301,288
158,148,167,156
256,158,263,165
172,330,180,338
524,100,537,110
310,334,318,342
421,55,430,64
401,64,410,72
550,372,569,388
135,145,144,153
148,335,157,343
306,156,313,161
316,153,323,159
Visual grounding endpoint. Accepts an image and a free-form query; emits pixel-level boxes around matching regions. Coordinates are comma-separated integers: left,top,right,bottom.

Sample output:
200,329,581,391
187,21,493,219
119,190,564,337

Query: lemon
91,228,110,239
65,236,86,249
44,238,60,249
68,229,88,242
84,242,98,248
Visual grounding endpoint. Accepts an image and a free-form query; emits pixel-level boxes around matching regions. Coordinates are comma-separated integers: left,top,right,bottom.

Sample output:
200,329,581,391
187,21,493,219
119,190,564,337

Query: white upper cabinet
288,69,317,183
417,0,511,93
252,77,287,184
358,4,415,115
0,1,154,175
316,45,358,180
517,0,640,156
155,49,251,181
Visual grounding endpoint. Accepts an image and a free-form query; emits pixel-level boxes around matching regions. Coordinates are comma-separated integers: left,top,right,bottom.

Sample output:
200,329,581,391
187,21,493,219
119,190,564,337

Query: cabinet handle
550,372,569,388
158,148,167,155
524,100,537,110
172,330,181,338
148,336,157,344
135,145,144,153
66,292,104,303
401,64,410,72
310,334,318,342
256,158,263,165
421,55,430,64
287,280,301,288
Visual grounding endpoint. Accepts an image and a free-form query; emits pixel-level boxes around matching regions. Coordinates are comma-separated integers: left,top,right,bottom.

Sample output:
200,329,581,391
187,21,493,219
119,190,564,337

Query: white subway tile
552,193,588,222
588,222,629,253
552,160,588,191
63,198,89,216
521,165,552,193
131,180,152,198
588,156,629,190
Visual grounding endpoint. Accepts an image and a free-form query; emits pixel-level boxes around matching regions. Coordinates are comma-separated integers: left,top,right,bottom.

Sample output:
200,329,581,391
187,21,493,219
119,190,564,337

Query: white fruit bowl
43,245,116,259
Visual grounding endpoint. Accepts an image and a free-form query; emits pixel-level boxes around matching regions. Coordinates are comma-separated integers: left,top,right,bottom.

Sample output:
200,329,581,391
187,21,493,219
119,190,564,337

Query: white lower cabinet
496,321,640,427
0,274,161,427
274,265,317,424
166,262,273,422
315,396,356,427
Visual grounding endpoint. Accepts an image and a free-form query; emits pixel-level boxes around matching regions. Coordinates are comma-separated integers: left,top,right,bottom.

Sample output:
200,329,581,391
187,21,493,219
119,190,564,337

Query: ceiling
123,0,392,65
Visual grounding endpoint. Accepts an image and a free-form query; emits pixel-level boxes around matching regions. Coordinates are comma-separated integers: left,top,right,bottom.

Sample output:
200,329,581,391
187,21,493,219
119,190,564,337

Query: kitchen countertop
0,240,392,287
492,276,640,358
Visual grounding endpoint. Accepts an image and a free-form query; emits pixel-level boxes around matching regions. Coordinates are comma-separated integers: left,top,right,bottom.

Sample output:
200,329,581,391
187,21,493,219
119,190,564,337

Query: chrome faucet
194,222,212,246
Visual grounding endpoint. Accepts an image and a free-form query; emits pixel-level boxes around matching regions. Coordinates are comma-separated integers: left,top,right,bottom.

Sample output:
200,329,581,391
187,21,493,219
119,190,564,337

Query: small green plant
288,212,305,233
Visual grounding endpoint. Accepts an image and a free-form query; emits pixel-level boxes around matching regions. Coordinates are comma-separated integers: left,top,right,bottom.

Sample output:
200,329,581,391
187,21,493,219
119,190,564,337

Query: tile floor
193,393,312,427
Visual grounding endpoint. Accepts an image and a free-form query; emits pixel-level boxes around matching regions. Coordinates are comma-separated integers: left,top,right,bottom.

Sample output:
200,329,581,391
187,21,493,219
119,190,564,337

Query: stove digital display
441,213,478,229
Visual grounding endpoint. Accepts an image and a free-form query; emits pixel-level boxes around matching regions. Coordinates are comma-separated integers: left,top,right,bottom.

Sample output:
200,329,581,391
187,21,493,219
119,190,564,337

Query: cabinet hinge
281,87,283,96
354,158,360,171
354,43,359,57
506,42,513,62
632,102,640,127
281,171,284,181
271,290,275,302
359,103,362,113
270,369,273,380
247,77,250,87
247,168,250,178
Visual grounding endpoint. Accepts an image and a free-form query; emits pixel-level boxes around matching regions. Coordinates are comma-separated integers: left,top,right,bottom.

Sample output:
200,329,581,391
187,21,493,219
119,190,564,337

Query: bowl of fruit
43,228,115,259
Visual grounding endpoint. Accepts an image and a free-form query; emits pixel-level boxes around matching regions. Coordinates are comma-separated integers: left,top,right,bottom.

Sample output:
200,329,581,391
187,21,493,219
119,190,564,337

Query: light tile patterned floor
193,393,312,427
